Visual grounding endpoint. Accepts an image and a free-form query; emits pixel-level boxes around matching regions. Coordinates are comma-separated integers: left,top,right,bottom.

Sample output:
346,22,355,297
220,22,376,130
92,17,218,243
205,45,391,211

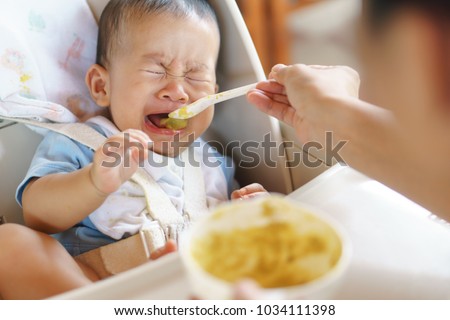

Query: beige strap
181,148,208,222
139,227,166,257
0,116,105,150
132,169,184,228
75,233,150,279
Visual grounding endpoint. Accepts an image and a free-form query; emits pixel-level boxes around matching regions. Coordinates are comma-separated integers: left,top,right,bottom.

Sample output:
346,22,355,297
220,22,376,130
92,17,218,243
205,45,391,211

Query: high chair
0,0,308,298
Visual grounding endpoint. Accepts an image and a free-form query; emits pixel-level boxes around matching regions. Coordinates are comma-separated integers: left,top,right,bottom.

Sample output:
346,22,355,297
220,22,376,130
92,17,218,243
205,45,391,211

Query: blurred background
236,0,361,187
237,0,360,73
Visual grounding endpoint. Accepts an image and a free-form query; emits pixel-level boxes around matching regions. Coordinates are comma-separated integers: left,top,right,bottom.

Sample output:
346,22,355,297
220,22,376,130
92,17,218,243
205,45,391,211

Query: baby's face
106,13,219,156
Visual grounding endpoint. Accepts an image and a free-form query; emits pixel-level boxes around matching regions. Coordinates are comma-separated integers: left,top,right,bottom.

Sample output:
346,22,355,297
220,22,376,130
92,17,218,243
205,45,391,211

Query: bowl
180,196,351,299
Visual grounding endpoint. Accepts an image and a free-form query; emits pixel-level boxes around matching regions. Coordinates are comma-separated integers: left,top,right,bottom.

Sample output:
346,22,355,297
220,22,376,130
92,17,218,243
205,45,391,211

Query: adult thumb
269,64,288,83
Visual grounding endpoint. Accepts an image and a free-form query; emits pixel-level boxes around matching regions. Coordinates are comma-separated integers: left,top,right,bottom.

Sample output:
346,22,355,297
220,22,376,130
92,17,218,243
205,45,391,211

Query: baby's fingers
231,183,268,200
240,183,266,194
150,240,177,260
123,130,153,159
124,129,153,147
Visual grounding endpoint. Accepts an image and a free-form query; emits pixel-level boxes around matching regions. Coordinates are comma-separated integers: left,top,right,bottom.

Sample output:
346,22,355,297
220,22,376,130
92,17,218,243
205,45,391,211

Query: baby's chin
152,145,177,158
150,135,197,158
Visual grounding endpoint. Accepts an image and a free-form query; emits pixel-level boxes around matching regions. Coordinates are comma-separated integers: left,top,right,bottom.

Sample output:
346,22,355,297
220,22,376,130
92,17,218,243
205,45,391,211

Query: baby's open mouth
147,113,188,130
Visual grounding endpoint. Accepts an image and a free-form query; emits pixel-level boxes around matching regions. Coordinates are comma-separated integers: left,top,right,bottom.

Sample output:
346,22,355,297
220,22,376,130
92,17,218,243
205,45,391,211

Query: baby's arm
231,183,268,200
22,129,150,234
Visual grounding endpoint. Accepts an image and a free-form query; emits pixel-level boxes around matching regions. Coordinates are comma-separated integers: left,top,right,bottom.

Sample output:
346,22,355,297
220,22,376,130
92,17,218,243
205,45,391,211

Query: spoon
168,83,257,120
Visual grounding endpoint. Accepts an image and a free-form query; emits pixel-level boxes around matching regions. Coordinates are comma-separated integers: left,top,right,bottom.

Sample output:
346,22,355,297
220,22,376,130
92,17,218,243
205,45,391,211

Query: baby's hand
90,129,151,195
231,183,269,201
150,240,177,260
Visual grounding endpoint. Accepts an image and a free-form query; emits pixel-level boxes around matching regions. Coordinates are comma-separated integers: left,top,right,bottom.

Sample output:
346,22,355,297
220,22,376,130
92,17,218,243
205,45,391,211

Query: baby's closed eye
142,70,166,78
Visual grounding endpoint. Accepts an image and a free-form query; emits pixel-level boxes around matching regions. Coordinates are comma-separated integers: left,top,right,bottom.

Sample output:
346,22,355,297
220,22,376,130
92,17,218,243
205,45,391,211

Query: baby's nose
158,81,189,103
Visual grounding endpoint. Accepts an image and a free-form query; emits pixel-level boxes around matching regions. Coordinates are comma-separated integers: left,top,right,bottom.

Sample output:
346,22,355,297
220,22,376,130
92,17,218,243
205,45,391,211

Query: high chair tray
54,165,450,300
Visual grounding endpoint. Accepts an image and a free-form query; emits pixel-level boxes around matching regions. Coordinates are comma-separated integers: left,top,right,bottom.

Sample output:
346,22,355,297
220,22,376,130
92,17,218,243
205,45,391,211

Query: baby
18,0,266,260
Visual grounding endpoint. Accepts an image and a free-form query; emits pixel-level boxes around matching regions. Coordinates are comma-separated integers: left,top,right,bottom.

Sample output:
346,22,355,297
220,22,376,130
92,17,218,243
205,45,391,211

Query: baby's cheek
199,106,215,126
189,111,213,137
192,85,216,100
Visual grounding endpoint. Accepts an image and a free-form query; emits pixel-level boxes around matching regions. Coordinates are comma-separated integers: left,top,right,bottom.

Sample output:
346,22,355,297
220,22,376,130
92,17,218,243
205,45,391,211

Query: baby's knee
0,224,38,263
0,223,34,239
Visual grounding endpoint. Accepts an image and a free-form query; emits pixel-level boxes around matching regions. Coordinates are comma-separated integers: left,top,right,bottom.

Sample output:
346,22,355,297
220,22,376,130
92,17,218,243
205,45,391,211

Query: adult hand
247,64,360,143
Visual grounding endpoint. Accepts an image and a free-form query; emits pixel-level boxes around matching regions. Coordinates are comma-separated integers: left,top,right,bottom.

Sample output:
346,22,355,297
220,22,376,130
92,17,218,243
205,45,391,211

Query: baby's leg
0,223,98,299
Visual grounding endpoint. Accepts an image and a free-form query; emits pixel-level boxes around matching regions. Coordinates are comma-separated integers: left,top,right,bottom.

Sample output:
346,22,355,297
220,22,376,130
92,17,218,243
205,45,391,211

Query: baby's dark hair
364,0,450,30
96,0,219,67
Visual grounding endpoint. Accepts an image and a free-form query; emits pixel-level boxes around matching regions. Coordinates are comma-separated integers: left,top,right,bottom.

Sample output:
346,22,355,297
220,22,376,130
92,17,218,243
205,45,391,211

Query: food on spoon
170,106,195,120
160,118,188,130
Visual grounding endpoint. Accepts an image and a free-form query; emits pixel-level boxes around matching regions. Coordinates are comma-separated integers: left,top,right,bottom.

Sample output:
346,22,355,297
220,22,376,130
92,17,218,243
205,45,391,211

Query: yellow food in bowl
190,197,342,289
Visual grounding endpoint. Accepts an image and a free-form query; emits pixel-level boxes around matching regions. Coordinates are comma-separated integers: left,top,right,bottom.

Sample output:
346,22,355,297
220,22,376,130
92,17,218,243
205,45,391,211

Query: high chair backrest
0,0,293,225
0,0,101,224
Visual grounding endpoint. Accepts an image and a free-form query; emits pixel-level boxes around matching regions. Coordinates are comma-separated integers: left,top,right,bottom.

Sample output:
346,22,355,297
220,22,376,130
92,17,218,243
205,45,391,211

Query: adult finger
268,64,288,81
250,88,290,106
247,91,297,126
271,64,307,86
255,80,286,96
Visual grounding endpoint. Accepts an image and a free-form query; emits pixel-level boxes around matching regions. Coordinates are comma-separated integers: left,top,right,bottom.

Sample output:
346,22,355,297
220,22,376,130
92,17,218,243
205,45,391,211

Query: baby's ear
85,64,110,107
215,84,219,93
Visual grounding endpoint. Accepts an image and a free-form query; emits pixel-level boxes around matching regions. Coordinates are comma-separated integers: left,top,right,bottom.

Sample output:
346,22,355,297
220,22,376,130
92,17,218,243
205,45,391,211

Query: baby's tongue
148,114,168,128
148,114,188,130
